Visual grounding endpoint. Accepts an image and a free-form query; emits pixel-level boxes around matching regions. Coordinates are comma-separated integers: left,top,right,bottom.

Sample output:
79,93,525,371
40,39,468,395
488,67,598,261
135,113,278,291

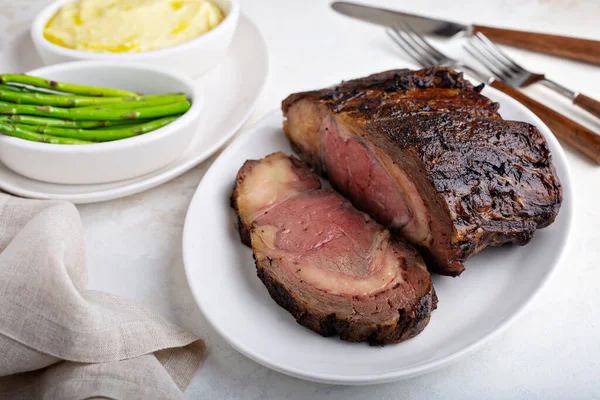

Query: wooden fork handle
489,79,600,164
574,93,600,120
472,25,600,65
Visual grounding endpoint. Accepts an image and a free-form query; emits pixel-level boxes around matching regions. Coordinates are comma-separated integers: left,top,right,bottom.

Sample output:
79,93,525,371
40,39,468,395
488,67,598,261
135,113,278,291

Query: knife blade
331,1,600,65
331,1,466,37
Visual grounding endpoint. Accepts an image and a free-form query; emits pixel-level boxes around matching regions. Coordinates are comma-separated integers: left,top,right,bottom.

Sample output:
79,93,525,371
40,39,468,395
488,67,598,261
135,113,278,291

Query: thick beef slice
232,152,436,345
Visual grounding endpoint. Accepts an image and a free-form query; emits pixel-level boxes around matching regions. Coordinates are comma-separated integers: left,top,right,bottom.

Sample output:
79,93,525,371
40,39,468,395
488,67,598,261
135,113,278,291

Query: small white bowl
0,61,202,185
30,0,240,77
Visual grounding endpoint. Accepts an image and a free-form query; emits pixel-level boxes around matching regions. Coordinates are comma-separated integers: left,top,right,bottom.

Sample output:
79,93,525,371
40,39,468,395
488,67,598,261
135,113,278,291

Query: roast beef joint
282,67,562,276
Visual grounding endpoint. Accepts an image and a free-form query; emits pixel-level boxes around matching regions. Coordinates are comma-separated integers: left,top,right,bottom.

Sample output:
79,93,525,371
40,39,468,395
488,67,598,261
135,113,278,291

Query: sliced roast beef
282,67,562,276
231,152,436,345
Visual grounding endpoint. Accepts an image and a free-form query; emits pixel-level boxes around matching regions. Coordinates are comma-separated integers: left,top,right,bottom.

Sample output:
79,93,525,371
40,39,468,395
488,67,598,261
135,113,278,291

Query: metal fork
386,23,466,74
465,32,600,120
386,23,600,164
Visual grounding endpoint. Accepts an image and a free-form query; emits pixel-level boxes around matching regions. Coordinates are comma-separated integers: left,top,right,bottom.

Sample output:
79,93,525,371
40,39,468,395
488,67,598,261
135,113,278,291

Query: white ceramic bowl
30,0,240,77
0,61,202,185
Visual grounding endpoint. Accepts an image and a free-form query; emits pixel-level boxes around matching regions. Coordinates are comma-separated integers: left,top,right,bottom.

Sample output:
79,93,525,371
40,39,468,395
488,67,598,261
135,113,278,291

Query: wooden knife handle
574,93,600,120
472,25,600,65
489,79,600,164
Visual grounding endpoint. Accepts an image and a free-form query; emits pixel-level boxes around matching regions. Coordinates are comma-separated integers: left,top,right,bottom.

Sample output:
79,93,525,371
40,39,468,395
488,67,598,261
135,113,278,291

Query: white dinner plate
0,14,268,204
182,87,573,385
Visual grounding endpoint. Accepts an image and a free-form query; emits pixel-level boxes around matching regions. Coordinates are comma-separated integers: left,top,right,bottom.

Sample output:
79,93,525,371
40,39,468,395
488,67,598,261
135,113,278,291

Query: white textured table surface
2,0,600,398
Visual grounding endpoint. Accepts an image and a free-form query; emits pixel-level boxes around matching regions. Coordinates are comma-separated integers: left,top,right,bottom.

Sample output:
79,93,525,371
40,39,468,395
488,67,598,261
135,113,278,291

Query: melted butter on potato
44,0,225,53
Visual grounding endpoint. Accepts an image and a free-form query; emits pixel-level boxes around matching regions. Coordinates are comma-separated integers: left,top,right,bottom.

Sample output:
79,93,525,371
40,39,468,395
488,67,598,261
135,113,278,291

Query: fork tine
464,41,509,82
386,28,428,67
402,21,447,61
471,36,514,77
472,34,519,74
467,38,513,81
471,35,519,79
474,32,525,73
394,23,439,65
386,26,436,67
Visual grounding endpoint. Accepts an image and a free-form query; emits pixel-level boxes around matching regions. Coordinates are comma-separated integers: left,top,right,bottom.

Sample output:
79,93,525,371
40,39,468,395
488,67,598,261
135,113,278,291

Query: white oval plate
0,14,268,204
182,87,573,385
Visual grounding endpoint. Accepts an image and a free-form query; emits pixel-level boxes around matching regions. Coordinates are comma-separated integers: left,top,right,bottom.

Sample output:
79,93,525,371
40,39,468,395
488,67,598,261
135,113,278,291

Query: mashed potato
44,0,225,52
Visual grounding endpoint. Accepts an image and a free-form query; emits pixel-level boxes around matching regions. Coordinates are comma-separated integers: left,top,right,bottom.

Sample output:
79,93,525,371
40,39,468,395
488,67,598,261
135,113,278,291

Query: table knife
332,1,600,65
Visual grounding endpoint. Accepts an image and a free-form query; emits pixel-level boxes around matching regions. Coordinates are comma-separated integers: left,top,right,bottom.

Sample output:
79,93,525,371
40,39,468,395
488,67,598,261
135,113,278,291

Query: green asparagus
93,120,152,130
0,115,143,128
0,73,192,144
0,83,59,95
70,94,188,109
0,74,137,97
0,90,187,108
0,122,94,144
14,116,179,142
0,100,190,120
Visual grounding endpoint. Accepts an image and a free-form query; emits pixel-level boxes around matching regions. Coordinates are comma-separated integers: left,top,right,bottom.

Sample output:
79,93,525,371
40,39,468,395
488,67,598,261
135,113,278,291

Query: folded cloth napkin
0,193,205,400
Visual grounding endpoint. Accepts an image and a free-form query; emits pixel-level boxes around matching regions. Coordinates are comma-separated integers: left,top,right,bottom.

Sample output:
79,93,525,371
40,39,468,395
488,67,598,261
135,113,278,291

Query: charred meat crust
256,255,438,346
282,67,485,113
230,159,258,246
369,113,563,262
282,67,500,124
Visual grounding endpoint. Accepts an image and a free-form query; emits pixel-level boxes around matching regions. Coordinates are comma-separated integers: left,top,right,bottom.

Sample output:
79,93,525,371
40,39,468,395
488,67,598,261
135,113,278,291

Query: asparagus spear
93,119,152,130
0,122,94,144
72,94,188,109
0,100,191,120
14,116,179,142
0,90,187,108
0,83,59,95
0,74,137,97
0,115,143,128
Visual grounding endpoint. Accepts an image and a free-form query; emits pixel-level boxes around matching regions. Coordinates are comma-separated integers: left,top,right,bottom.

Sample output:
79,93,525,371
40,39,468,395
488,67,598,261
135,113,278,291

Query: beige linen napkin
0,193,205,399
